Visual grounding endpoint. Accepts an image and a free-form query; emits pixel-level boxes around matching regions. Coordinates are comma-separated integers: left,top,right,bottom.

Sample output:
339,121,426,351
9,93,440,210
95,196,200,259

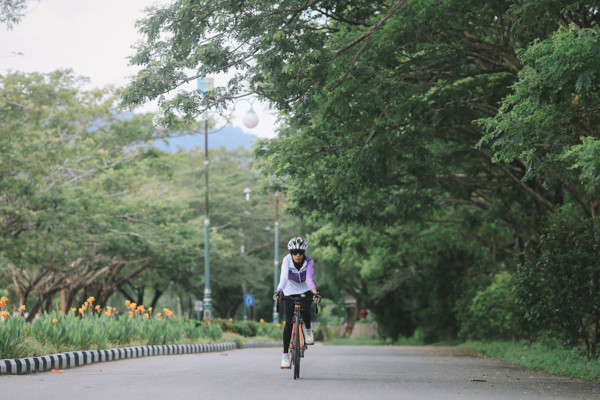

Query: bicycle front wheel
293,320,301,379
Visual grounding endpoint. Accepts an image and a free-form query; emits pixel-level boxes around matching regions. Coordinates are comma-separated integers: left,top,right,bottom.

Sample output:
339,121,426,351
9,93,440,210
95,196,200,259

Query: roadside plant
0,296,227,359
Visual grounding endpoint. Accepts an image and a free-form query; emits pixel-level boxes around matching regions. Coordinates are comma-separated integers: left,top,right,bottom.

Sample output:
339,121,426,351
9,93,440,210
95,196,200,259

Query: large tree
122,1,600,340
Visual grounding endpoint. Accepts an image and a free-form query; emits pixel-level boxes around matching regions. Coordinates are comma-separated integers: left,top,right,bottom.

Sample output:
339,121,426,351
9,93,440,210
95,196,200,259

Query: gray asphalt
1,345,599,400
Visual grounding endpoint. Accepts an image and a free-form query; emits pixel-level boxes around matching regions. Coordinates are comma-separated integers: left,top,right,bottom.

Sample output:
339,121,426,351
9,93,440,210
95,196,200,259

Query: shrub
515,209,600,358
460,271,528,341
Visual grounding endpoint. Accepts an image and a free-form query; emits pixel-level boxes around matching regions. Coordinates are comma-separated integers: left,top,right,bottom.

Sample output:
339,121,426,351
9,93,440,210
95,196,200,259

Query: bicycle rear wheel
293,319,301,379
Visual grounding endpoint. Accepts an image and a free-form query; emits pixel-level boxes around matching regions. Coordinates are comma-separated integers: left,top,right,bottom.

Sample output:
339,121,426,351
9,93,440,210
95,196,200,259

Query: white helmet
287,236,308,250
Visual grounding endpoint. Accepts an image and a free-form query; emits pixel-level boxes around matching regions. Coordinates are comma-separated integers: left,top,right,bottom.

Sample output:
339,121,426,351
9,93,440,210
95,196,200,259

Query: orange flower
128,311,134,318
52,318,58,324
125,300,131,307
18,305,26,311
259,318,265,323
572,95,579,105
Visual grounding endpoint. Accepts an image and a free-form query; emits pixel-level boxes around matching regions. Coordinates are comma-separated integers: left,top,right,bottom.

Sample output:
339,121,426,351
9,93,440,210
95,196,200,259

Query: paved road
1,345,599,400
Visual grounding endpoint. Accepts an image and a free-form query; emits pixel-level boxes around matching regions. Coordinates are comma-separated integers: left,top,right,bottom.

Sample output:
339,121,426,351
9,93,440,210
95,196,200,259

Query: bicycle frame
278,294,316,379
289,302,306,355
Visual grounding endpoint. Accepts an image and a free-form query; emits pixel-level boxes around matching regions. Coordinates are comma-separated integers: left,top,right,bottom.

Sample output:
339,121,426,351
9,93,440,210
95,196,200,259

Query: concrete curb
0,341,278,375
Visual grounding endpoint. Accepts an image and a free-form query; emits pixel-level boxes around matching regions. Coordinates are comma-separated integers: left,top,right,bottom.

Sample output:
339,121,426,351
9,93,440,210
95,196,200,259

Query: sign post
244,294,254,321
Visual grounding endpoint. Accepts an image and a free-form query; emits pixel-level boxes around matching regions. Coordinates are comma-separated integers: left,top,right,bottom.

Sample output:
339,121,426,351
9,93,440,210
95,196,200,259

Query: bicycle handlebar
275,294,319,314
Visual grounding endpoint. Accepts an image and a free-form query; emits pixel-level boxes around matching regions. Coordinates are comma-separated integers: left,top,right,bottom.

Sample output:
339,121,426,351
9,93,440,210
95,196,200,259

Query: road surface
1,345,598,400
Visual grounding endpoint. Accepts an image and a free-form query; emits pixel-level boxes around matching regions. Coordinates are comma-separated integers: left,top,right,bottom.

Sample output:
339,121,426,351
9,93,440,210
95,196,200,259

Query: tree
0,0,28,30
479,25,600,218
122,0,600,340
0,70,190,318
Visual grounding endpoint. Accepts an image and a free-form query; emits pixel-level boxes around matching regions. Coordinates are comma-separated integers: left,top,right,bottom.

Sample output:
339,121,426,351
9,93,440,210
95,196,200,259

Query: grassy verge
324,337,391,346
322,333,600,383
460,341,600,383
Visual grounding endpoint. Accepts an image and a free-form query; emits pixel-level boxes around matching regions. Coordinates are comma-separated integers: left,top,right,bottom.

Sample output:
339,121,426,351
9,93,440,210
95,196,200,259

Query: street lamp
197,77,260,320
273,192,280,324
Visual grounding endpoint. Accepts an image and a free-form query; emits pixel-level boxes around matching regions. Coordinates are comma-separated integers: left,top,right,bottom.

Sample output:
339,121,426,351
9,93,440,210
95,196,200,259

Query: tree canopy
0,70,296,321
0,0,594,353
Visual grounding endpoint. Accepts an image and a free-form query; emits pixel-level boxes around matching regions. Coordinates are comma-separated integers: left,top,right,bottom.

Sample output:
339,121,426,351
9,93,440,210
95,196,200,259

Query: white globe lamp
242,108,259,129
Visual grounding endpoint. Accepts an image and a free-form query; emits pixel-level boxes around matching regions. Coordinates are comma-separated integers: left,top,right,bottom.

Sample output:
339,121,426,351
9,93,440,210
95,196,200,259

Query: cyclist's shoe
305,328,315,345
280,353,291,369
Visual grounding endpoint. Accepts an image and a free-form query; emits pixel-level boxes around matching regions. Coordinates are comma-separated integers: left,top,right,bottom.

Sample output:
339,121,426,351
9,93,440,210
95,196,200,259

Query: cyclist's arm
276,255,289,293
305,256,316,292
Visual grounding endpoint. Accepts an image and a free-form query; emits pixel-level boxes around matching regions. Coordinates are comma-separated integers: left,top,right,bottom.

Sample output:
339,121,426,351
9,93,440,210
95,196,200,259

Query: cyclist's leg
300,293,313,329
283,298,294,352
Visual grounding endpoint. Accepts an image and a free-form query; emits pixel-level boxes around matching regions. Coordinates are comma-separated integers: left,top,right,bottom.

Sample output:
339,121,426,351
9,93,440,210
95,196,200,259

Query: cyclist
273,236,321,369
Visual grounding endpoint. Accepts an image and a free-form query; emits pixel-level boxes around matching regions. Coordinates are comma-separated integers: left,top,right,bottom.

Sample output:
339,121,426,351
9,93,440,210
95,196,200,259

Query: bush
515,209,600,358
460,271,528,341
0,297,227,359
0,316,28,359
221,319,280,340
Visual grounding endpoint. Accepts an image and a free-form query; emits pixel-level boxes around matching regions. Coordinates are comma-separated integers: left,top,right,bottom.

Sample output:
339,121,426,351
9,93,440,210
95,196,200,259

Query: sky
0,0,279,138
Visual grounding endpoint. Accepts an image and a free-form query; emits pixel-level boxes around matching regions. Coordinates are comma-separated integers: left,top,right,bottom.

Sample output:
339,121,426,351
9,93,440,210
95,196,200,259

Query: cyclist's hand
272,291,282,303
313,292,322,304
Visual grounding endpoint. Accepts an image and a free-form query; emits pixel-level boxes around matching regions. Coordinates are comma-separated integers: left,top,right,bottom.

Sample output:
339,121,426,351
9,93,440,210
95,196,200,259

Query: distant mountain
152,126,259,152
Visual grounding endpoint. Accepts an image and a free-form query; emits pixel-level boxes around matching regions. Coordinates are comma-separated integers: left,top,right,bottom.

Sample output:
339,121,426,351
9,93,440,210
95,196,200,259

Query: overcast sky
0,0,278,138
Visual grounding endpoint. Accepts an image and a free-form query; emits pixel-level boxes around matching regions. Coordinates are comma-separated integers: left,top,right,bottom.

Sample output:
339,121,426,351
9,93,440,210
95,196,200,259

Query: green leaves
479,26,600,181
0,0,28,30
514,207,600,356
121,0,600,343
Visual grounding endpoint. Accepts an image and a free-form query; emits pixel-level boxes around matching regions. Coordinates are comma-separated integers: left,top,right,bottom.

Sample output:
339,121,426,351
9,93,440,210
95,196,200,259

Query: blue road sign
244,294,254,307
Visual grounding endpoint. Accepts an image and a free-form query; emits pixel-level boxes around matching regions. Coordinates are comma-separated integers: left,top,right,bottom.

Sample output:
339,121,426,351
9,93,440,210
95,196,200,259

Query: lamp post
197,77,259,320
198,78,214,320
272,192,280,324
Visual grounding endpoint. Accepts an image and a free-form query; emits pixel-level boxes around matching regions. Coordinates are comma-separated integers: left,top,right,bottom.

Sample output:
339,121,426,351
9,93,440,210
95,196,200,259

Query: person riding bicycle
273,236,321,369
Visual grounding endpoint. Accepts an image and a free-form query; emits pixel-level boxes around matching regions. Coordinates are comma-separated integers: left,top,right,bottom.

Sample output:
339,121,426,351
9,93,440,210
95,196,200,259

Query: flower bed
0,296,248,359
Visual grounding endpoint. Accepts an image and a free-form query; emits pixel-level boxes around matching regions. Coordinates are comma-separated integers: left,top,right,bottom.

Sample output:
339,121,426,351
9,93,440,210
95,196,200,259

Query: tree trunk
150,289,163,310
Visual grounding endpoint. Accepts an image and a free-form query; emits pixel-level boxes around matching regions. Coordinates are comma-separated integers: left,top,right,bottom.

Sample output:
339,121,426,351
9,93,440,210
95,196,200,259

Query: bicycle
276,293,318,380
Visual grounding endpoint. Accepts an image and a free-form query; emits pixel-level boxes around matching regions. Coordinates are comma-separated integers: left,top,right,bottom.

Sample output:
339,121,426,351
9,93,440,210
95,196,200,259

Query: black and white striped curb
0,341,277,375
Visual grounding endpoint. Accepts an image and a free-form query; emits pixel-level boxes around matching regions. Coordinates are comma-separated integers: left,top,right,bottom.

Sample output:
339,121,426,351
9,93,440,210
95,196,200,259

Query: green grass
461,341,600,383
324,336,391,346
322,335,600,383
